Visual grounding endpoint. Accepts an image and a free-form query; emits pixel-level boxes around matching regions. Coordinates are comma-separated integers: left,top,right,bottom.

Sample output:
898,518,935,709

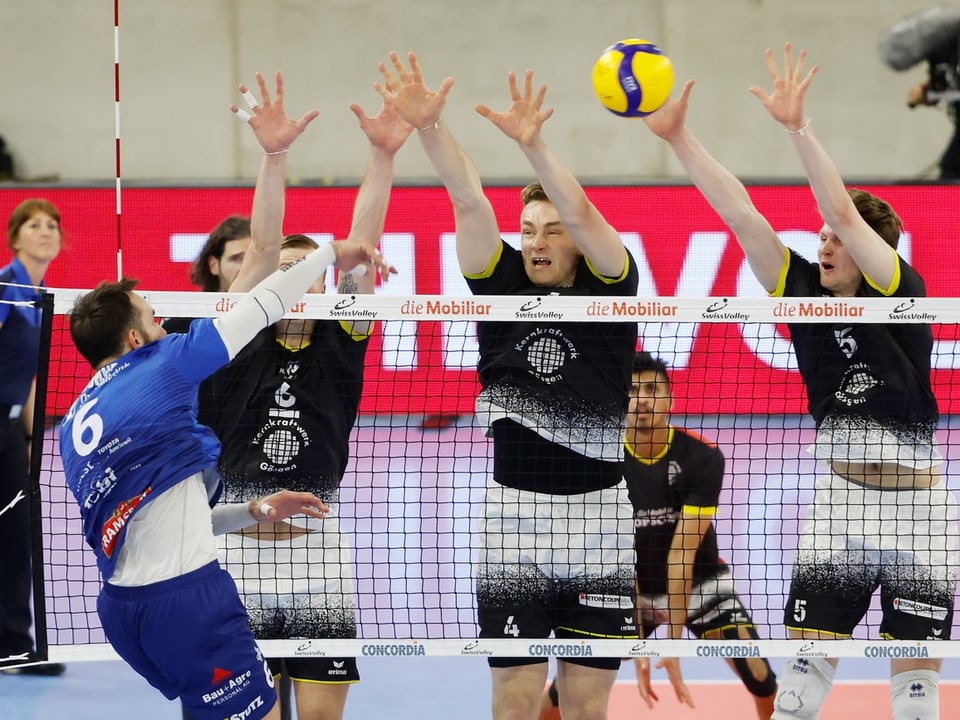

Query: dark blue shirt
0,258,43,405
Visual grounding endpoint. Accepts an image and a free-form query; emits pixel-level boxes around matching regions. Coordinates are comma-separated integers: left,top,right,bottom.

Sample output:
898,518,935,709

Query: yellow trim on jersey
556,626,638,639
681,504,717,518
338,319,372,341
768,250,791,298
584,250,631,285
462,240,505,280
625,427,674,465
275,337,312,352
277,674,360,686
783,626,852,639
862,246,902,296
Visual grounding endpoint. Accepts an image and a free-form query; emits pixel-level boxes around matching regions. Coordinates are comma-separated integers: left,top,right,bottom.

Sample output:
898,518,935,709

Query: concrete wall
2,0,951,182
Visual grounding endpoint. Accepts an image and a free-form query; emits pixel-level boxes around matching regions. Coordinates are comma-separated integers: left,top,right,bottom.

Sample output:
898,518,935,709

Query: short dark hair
520,181,550,206
190,215,251,291
7,198,61,250
847,188,902,250
70,278,140,368
632,351,670,388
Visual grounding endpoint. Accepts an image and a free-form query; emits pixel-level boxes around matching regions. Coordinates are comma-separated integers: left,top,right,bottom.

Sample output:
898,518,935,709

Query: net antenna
113,0,123,281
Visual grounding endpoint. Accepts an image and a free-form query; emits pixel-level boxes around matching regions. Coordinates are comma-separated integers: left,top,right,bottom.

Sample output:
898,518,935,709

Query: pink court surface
608,680,960,719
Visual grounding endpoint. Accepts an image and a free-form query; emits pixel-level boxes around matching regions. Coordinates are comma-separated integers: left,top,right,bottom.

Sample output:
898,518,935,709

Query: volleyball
591,39,674,117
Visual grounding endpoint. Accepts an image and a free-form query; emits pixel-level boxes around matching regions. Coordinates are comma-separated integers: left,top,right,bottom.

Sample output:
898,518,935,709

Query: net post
28,291,56,661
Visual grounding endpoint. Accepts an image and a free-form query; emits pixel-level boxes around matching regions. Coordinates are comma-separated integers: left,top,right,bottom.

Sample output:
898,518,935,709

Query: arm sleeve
211,502,256,535
213,242,336,359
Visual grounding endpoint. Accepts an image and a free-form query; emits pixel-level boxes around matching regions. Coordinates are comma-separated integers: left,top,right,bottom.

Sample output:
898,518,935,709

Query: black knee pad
721,625,777,698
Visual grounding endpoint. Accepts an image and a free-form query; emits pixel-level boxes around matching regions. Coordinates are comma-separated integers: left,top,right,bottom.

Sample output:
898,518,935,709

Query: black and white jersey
465,240,639,486
625,427,726,596
775,249,939,467
206,321,368,502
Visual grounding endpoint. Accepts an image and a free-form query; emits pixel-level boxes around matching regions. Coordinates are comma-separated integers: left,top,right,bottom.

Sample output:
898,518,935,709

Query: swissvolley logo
889,298,936,322
700,297,749,321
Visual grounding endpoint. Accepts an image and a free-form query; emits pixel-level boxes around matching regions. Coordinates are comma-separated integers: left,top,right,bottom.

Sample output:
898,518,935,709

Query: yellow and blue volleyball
591,39,674,117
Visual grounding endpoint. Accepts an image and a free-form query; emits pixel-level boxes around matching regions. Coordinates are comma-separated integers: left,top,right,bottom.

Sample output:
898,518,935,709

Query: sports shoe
0,653,65,676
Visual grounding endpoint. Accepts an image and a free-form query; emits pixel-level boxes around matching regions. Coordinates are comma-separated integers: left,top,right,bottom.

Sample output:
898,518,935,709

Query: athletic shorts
267,656,359,685
476,482,637,669
220,514,359,683
639,568,756,638
785,471,959,639
98,561,277,720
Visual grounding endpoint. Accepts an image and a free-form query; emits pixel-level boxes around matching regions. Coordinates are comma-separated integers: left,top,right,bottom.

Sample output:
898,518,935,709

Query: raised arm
643,81,785,292
749,44,897,289
341,98,410,295
376,52,501,275
476,70,626,278
228,72,319,293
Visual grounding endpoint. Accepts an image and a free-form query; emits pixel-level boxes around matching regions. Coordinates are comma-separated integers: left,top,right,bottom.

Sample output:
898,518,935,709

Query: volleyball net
31,290,960,662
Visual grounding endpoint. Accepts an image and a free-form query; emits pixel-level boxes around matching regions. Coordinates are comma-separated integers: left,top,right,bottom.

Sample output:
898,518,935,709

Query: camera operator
905,30,960,179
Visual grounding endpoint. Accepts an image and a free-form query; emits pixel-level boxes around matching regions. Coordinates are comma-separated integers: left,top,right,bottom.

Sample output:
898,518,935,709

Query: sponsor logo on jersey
101,488,152,558
223,695,264,720
201,669,252,705
577,593,634,609
892,597,949,621
634,507,677,528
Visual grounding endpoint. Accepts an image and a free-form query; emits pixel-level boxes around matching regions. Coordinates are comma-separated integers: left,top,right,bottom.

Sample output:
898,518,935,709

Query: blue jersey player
59,237,393,720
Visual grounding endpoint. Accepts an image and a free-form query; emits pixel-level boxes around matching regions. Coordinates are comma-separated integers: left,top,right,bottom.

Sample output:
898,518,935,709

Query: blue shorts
98,561,277,720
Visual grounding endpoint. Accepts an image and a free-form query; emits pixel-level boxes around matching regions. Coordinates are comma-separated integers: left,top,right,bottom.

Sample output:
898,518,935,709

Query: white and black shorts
475,482,637,668
785,471,958,639
220,513,359,682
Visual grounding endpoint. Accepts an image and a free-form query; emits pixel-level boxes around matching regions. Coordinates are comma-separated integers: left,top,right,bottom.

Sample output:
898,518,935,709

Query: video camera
881,4,960,102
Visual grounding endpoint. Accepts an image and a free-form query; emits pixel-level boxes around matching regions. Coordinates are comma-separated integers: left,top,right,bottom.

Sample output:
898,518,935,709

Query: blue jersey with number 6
59,318,229,580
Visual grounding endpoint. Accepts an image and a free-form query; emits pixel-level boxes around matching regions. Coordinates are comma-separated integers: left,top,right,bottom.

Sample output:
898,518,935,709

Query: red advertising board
4,184,960,416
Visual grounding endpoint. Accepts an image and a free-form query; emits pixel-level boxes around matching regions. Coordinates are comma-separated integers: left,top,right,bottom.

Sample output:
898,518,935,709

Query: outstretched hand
635,657,695,709
643,80,695,141
374,51,454,131
349,98,414,155
230,72,320,154
333,237,398,282
748,43,818,131
252,490,329,523
475,69,554,146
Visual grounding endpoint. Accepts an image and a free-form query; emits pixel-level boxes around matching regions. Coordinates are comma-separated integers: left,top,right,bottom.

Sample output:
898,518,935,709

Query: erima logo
211,667,233,685
519,297,542,312
334,296,357,310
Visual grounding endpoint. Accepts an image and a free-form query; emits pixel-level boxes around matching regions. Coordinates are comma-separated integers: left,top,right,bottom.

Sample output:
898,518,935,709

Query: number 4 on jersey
503,615,520,637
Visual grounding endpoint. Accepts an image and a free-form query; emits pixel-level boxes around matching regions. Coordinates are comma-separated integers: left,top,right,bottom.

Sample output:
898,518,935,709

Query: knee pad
772,657,835,720
731,656,778,698
890,669,940,720
719,626,778,698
